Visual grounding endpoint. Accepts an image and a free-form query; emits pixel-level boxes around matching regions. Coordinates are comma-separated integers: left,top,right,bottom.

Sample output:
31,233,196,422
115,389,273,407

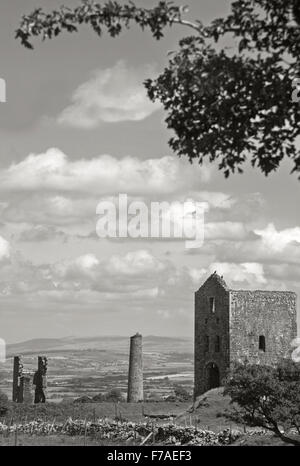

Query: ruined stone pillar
127,333,143,402
12,356,23,402
22,373,33,404
18,376,24,403
38,356,47,373
33,356,48,403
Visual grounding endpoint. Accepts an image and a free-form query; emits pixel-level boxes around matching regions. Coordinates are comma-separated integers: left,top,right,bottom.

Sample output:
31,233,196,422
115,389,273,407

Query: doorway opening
206,362,220,390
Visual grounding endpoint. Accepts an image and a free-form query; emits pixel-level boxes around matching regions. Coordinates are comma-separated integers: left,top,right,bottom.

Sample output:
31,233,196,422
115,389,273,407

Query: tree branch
172,18,202,33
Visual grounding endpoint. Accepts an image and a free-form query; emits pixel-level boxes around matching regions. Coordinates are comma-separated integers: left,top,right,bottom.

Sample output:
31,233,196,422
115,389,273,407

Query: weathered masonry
12,355,48,404
194,272,297,397
127,333,143,402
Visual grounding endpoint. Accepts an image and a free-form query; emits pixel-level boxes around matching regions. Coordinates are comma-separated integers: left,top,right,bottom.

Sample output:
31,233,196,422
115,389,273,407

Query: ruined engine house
194,272,297,397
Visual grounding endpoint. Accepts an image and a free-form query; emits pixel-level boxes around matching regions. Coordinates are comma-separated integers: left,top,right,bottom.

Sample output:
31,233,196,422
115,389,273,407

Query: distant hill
7,335,193,356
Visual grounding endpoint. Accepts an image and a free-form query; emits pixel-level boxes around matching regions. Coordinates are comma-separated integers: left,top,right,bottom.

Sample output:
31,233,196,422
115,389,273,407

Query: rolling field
1,336,194,402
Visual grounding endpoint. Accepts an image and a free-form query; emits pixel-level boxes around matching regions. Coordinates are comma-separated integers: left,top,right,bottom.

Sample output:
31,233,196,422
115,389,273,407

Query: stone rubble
0,418,270,445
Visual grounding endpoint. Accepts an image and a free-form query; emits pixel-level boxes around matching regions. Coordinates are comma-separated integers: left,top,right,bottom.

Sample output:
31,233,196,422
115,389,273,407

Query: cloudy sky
0,0,299,343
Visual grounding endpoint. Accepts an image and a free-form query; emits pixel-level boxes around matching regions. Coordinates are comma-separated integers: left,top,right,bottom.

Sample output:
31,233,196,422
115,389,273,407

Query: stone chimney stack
12,356,23,402
22,373,33,404
127,333,143,402
34,356,48,403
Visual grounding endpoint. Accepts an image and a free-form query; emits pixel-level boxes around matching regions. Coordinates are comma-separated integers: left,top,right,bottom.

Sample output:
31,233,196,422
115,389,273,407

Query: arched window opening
204,335,209,353
215,335,220,353
209,297,215,313
259,335,266,352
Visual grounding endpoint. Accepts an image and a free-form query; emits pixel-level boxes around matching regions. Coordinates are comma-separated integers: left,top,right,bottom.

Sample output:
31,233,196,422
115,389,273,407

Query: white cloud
106,250,165,276
254,223,300,252
57,61,160,127
191,221,300,266
0,236,10,262
190,191,236,210
2,195,96,227
0,242,299,333
205,222,249,240
0,148,211,196
18,225,68,242
189,263,268,290
264,263,300,282
207,262,267,285
52,253,100,281
40,249,170,297
188,267,207,285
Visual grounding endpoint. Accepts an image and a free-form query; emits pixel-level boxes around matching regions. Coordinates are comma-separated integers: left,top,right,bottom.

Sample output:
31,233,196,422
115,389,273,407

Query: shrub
92,393,105,402
224,360,300,446
73,395,93,404
0,391,9,417
174,385,192,402
104,388,124,403
145,392,163,402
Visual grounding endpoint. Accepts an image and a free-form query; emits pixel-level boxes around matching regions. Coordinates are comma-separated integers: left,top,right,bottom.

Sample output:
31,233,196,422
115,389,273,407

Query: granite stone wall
194,274,230,397
229,290,297,365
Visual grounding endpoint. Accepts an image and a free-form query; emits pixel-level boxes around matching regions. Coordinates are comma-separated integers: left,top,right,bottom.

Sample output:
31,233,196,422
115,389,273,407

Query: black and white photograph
0,0,300,453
